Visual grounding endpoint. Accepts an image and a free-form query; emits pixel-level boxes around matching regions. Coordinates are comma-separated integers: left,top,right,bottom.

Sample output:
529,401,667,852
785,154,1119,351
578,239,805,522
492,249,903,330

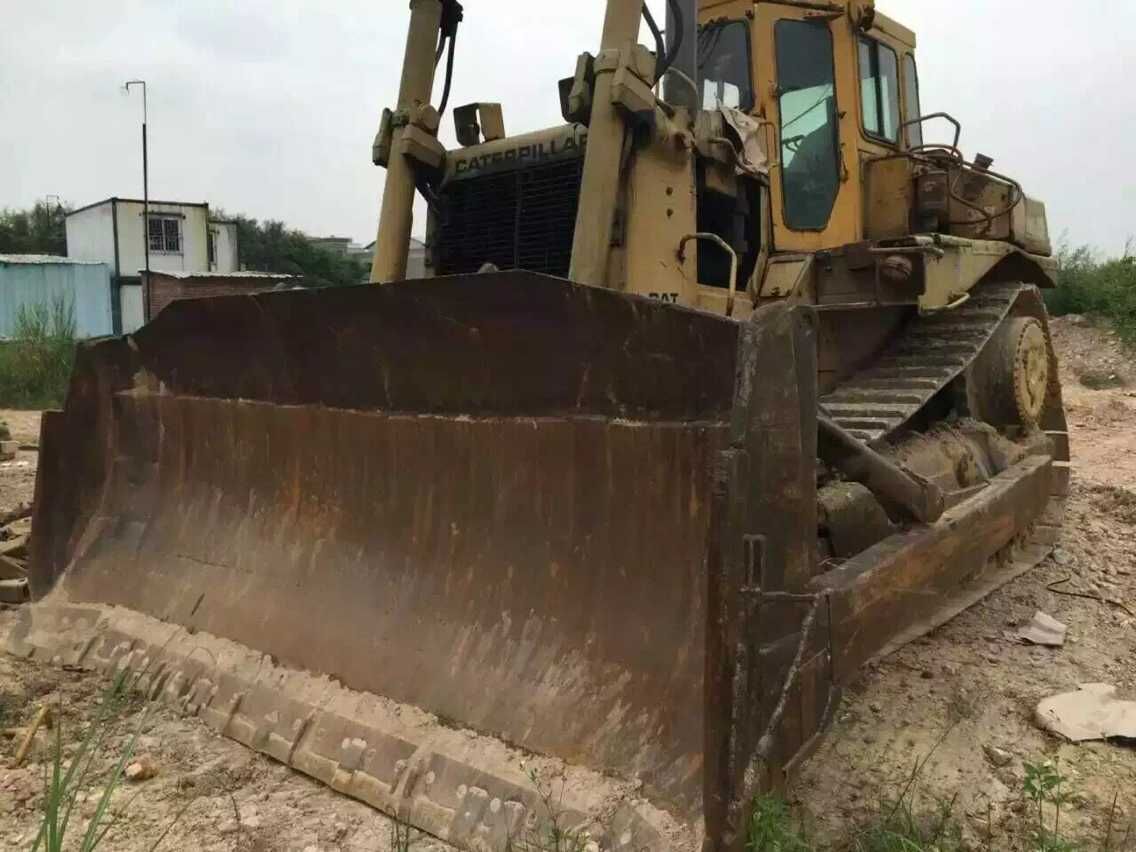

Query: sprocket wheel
1008,317,1050,427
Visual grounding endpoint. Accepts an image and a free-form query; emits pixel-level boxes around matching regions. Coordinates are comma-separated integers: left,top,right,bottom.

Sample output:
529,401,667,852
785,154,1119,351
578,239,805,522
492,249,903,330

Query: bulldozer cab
703,1,922,252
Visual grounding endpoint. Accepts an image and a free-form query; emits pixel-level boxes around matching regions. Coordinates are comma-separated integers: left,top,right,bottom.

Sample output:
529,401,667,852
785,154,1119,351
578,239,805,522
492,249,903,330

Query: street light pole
124,80,149,323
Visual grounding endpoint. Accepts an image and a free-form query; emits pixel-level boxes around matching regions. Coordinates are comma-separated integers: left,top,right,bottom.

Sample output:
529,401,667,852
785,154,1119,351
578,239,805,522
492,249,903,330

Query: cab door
753,4,862,252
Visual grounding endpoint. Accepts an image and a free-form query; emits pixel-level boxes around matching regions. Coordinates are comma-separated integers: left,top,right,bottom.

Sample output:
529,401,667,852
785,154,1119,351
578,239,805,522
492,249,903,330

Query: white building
65,198,239,333
356,238,425,277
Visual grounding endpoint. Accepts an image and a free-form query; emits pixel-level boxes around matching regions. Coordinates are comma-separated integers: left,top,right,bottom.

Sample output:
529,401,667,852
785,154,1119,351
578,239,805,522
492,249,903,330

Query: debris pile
0,503,32,605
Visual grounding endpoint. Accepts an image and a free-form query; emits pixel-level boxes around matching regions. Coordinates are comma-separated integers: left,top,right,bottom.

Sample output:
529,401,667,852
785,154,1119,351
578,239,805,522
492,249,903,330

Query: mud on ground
0,320,1134,850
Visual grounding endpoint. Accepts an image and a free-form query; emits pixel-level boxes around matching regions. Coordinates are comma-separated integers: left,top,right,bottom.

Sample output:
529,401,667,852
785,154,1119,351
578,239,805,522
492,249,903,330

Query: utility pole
124,80,149,322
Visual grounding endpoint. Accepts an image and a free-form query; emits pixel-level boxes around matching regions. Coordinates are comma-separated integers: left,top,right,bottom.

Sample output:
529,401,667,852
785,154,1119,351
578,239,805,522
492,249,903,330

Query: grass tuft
748,794,811,851
0,293,77,409
30,667,187,852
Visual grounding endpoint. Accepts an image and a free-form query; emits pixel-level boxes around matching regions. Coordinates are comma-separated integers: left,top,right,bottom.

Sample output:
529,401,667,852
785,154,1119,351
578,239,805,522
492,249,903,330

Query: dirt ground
0,410,42,518
0,318,1133,850
795,315,1136,848
0,640,454,851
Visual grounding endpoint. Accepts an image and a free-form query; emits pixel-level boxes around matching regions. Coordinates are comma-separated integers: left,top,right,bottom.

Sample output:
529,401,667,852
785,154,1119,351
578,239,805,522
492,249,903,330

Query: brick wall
147,274,295,320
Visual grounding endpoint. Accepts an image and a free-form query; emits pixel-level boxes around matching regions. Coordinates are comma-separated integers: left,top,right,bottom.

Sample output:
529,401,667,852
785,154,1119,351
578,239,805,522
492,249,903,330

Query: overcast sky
2,1,1133,255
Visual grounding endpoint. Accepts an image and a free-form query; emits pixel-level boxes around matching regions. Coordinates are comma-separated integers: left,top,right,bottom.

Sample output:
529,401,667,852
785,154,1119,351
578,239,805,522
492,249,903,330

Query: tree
216,212,368,289
0,201,70,256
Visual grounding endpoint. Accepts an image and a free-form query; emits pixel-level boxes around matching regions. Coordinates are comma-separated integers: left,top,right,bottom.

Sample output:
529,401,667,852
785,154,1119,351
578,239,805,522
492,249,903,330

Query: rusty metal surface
129,271,739,417
25,268,1072,848
33,272,799,845
69,396,726,814
703,303,824,847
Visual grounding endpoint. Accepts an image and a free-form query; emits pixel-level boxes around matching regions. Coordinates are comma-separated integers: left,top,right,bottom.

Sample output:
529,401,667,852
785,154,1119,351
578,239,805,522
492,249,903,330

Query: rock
1053,548,1073,567
125,754,159,782
995,767,1019,787
1016,611,1067,647
242,814,262,830
219,819,239,836
983,745,1014,767
921,669,935,679
869,702,882,714
1035,683,1136,742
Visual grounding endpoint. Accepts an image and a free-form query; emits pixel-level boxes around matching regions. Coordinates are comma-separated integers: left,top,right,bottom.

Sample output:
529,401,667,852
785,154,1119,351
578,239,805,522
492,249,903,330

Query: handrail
900,111,962,151
679,233,739,317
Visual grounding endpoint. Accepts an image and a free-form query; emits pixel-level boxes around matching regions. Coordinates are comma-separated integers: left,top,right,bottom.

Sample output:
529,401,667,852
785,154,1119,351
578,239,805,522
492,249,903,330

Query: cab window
776,19,840,230
858,37,900,143
903,55,923,147
698,20,754,111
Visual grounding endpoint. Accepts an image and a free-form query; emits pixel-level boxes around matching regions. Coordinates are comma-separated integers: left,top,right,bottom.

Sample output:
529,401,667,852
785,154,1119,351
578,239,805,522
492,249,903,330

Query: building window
859,37,901,144
208,229,217,267
776,19,840,231
148,216,181,253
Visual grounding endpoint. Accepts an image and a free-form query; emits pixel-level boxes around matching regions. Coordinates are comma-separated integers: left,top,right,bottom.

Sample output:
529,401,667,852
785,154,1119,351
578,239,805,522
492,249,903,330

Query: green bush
0,294,77,409
1045,242,1136,343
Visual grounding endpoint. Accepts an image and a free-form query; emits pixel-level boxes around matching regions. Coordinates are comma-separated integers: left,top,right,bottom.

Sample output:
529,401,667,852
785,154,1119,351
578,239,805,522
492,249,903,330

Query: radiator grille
435,157,584,278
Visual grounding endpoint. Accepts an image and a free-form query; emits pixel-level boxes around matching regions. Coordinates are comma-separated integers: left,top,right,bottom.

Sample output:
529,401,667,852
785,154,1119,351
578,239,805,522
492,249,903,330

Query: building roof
0,254,106,266
142,270,295,280
67,197,210,217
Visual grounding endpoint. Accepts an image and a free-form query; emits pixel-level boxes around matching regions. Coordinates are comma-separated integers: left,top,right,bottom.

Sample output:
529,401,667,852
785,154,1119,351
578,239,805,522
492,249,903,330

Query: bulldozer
12,0,1068,849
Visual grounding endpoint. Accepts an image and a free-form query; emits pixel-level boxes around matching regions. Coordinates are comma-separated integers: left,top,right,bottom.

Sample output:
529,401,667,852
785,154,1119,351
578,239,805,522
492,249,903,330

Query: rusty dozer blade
19,273,825,851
